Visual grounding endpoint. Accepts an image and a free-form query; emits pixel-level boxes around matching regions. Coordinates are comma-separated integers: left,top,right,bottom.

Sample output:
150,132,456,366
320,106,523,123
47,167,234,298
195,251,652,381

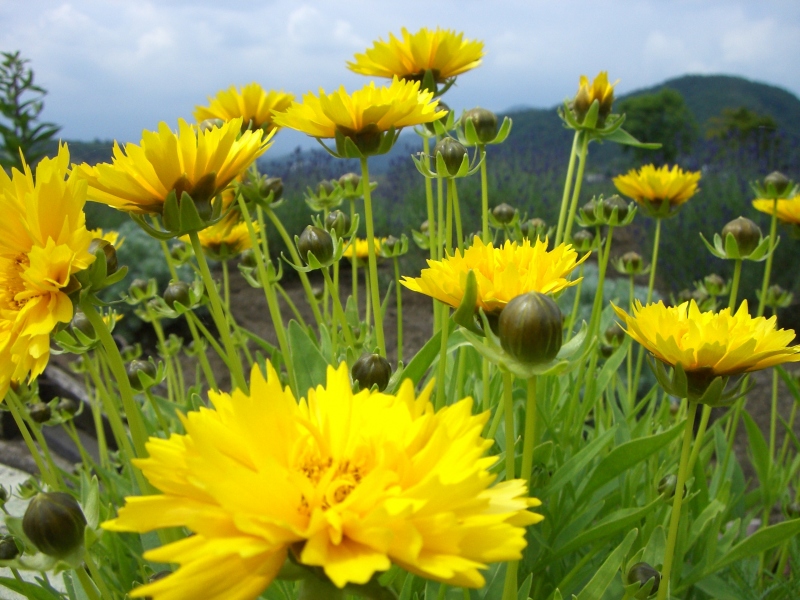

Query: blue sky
2,0,799,155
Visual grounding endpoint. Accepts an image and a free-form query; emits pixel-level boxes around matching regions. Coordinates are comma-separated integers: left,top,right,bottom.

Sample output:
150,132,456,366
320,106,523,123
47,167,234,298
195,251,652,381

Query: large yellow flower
613,164,701,209
752,195,800,225
104,362,541,599
0,145,95,398
76,118,271,215
402,236,586,313
194,83,294,133
182,211,256,259
612,300,800,377
272,77,445,140
348,27,484,83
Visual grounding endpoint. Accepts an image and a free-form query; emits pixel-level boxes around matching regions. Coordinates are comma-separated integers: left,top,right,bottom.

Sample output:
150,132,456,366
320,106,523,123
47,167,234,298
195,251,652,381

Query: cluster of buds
238,169,284,209
576,194,636,228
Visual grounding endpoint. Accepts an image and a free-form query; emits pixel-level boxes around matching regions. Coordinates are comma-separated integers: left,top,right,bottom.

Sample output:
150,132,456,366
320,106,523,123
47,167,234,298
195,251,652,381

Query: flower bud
721,217,762,256
170,242,188,261
499,292,563,365
0,535,20,560
492,203,517,225
382,235,401,253
571,229,595,253
521,218,547,240
433,137,468,176
572,86,592,122
316,180,335,197
312,286,325,301
582,199,598,218
325,210,351,237
127,359,157,391
70,311,95,339
351,354,392,391
28,402,52,424
163,281,191,308
129,278,149,297
425,101,450,134
622,251,643,272
626,562,660,597
298,226,334,264
89,238,118,274
461,108,499,144
703,274,726,296
57,398,79,416
339,172,360,190
239,249,258,269
22,492,87,558
420,220,430,234
764,171,790,195
604,325,625,346
0,486,8,504
601,195,629,221
261,177,283,202
657,474,686,499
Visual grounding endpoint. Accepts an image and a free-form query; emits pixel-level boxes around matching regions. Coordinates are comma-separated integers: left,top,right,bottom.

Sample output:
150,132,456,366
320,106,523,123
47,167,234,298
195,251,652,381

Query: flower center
0,254,32,312
299,455,365,512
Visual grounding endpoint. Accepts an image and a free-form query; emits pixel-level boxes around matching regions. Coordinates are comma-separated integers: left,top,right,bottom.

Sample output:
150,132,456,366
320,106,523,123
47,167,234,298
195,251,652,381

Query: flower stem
565,263,584,342
658,400,698,600
450,178,464,252
632,218,663,402
562,132,590,244
188,230,248,392
184,309,218,391
555,131,580,246
436,304,450,410
757,202,779,317
520,376,538,486
423,136,438,256
75,566,102,600
393,256,403,364
360,157,386,357
728,259,742,310
83,550,115,600
4,392,58,489
503,370,516,480
480,145,490,243
322,266,355,350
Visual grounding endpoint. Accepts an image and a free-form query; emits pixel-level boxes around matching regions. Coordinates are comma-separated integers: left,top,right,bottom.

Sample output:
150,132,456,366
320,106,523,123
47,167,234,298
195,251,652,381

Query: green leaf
602,127,662,149
574,529,638,600
287,320,329,396
0,576,64,600
710,518,800,572
588,337,630,404
693,575,742,600
517,574,532,600
579,421,683,500
741,410,770,488
543,427,618,495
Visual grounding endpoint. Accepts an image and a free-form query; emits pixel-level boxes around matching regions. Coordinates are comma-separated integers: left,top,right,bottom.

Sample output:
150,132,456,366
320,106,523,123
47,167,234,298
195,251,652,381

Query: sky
2,0,800,155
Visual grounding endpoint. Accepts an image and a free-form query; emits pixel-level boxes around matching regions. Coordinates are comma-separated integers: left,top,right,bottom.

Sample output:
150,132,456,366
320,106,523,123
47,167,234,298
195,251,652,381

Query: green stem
276,282,308,329
360,157,386,357
188,230,248,393
657,400,698,600
436,304,450,410
322,267,355,351
503,371,516,480
350,198,359,313
757,203,779,317
584,227,614,403
186,310,226,361
393,256,403,364
480,145,490,243
502,557,519,600
222,259,230,311
520,376,538,487
728,259,742,310
5,392,57,489
482,357,491,412
445,177,454,256
83,551,116,600
687,404,711,475
555,131,580,246
423,136,438,257
75,566,102,600
265,207,324,326
632,218,663,402
184,310,218,391
627,275,635,407
565,263,584,341
562,132,590,244
450,178,464,252
437,177,445,261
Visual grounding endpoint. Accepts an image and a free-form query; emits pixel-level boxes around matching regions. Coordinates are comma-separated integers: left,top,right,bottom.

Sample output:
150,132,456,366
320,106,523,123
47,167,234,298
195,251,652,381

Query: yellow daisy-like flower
573,71,617,120
104,362,541,599
613,164,701,209
194,83,294,133
0,144,95,398
76,118,271,215
348,27,484,84
182,212,256,259
612,299,800,377
752,195,800,225
272,77,445,141
343,237,385,261
401,235,586,313
89,227,124,249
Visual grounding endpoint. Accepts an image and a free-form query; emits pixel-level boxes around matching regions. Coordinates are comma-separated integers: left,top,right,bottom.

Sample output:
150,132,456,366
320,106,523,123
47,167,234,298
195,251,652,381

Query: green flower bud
571,229,595,253
0,485,8,503
129,278,149,296
70,310,95,339
325,210,351,237
461,107,499,144
382,235,401,253
425,101,450,134
572,86,592,122
88,238,118,274
582,198,598,217
22,492,87,558
420,220,430,234
626,562,660,597
622,251,643,272
28,402,52,424
312,286,325,301
298,226,334,264
163,281,191,309
703,274,726,297
498,292,563,365
721,217,762,256
492,203,517,225
351,353,392,392
316,180,335,197
239,249,258,269
170,242,188,261
604,325,625,346
601,195,629,220
261,177,283,201
127,359,157,391
0,535,20,560
434,137,468,176
57,398,79,416
657,474,686,500
764,171,790,195
520,218,547,239
339,172,360,190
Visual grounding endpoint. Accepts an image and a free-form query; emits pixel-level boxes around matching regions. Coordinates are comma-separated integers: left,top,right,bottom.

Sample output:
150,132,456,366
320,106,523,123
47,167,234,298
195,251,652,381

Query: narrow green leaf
602,127,661,149
711,518,800,572
589,337,630,403
287,320,329,396
741,410,770,487
543,427,618,495
574,529,638,600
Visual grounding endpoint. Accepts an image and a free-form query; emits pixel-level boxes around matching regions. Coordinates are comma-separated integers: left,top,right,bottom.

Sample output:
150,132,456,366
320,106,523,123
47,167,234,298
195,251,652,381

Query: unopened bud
461,107,499,144
163,281,191,308
28,402,52,424
499,292,563,365
764,171,790,195
492,203,517,225
316,180,335,197
0,535,19,560
127,359,157,391
571,229,595,253
339,172,360,190
351,354,392,391
703,274,726,296
298,226,334,264
22,492,87,558
57,398,79,416
602,195,629,221
261,177,283,201
622,252,643,272
721,217,762,256
433,137,468,176
89,238,118,274
325,210,351,237
239,249,258,269
626,562,660,597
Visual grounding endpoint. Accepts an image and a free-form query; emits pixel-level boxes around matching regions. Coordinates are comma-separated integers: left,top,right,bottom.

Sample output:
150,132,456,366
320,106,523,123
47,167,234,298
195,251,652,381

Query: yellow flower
76,118,271,215
90,228,124,249
401,236,586,313
0,144,95,398
342,237,385,261
104,362,541,598
752,195,800,225
613,164,701,209
194,83,294,133
182,212,256,259
573,71,617,121
348,27,484,84
272,77,445,142
612,300,800,377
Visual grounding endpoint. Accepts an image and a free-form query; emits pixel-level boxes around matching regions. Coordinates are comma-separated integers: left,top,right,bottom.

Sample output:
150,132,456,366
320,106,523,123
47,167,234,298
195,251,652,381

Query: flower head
194,84,294,133
0,144,95,398
402,236,586,313
90,228,124,249
343,237,385,261
348,27,484,85
612,300,800,377
104,362,541,598
77,119,270,215
613,165,701,215
752,195,800,225
183,212,255,259
272,78,445,155
573,71,617,123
